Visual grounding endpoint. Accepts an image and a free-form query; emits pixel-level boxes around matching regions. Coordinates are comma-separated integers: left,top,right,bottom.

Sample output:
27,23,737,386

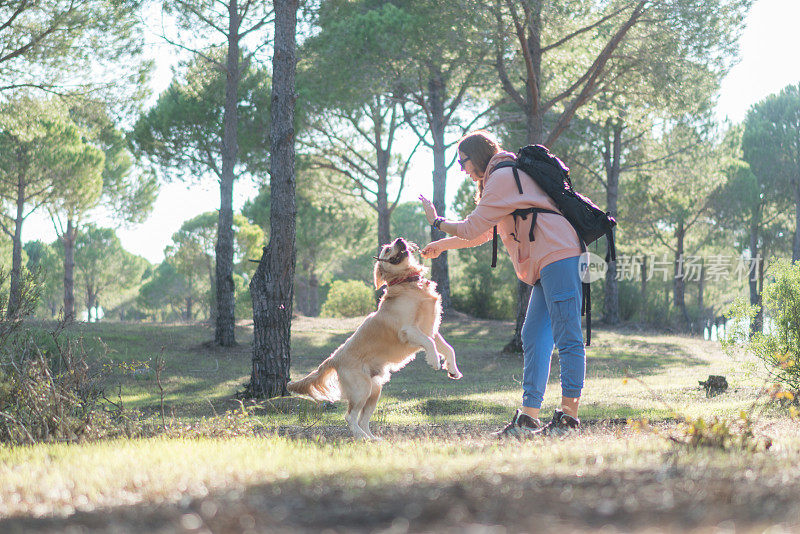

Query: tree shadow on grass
414,397,511,417
4,454,799,534
588,343,706,379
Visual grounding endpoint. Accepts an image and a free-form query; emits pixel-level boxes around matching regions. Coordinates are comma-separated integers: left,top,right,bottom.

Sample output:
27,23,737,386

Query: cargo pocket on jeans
549,290,581,345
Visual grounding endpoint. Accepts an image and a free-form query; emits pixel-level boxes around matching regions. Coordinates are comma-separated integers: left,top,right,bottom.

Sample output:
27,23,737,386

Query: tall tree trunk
294,259,315,316
698,259,705,313
62,219,77,321
428,67,451,313
295,275,309,315
247,0,297,398
603,120,621,324
207,257,216,322
504,4,543,353
308,271,319,316
8,177,25,317
215,0,241,347
375,104,391,251
749,221,763,334
86,284,96,322
673,219,690,326
639,254,647,322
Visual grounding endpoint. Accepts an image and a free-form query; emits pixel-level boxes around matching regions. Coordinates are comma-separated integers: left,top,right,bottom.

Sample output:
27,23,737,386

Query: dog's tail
287,356,340,402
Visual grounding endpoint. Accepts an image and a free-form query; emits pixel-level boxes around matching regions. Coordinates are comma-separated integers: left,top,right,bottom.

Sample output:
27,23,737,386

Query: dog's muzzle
373,254,405,265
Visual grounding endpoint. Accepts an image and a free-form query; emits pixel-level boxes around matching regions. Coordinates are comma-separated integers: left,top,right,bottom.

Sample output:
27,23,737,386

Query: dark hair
458,130,501,201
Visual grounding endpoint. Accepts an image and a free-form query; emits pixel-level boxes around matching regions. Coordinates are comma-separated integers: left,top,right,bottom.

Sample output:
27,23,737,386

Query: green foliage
391,202,429,250
242,165,374,315
68,100,159,225
0,0,150,110
742,83,800,199
300,2,413,110
742,83,800,258
320,280,375,318
23,241,62,318
131,50,270,181
448,180,516,320
669,412,771,452
137,261,195,321
75,225,149,318
724,260,800,392
135,212,263,321
0,271,128,445
0,97,106,216
234,274,252,321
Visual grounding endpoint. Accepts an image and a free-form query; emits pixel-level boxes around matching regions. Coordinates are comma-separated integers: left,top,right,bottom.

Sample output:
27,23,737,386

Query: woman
419,130,585,437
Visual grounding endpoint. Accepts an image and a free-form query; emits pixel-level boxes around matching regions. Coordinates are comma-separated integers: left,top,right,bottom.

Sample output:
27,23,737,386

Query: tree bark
503,4,542,354
308,271,319,316
375,102,392,251
639,254,647,322
62,219,77,321
497,1,645,351
428,67,452,313
602,121,621,324
8,173,25,317
214,0,241,347
247,0,297,398
749,221,763,334
86,285,97,322
295,260,320,317
697,259,705,313
673,219,690,327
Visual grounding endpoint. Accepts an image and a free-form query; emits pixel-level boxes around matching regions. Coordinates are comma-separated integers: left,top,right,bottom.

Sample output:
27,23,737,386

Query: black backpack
492,145,617,346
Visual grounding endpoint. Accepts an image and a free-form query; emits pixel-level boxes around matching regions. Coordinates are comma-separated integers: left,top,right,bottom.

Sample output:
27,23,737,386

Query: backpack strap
491,160,594,346
582,282,591,346
491,226,498,268
606,226,616,263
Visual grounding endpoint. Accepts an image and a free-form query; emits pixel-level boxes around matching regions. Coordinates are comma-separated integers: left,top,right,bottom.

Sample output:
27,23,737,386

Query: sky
20,0,800,265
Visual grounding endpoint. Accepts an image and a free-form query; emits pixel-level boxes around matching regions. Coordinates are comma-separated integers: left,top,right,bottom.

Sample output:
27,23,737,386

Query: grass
1,316,798,532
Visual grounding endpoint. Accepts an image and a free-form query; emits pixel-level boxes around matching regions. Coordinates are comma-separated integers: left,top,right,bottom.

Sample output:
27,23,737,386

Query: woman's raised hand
418,194,437,224
420,241,443,259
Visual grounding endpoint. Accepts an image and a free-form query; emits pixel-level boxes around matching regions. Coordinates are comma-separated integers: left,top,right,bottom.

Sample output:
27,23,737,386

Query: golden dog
287,237,462,440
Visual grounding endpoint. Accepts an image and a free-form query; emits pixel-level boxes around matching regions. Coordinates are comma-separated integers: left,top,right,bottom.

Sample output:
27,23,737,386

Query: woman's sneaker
492,409,542,438
532,409,580,437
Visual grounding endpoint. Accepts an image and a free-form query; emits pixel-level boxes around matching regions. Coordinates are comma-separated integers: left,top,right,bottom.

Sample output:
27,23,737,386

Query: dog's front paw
447,369,463,380
425,351,442,370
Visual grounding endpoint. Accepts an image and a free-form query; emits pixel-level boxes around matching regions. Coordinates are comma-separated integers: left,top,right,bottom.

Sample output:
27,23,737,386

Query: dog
287,237,462,440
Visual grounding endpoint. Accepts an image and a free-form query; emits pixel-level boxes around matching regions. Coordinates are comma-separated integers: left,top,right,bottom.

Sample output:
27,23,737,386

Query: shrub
450,246,516,320
320,280,375,317
0,269,137,445
724,259,800,392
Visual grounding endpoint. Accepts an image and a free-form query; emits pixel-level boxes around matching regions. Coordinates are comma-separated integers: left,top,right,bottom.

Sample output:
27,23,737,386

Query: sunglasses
458,156,470,170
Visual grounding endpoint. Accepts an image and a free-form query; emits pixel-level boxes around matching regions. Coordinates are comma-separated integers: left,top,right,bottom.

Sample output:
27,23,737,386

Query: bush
320,280,375,317
0,269,137,445
450,246,516,320
724,259,800,392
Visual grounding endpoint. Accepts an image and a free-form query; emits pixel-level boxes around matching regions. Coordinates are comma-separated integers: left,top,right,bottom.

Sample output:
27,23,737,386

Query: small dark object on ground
699,375,728,397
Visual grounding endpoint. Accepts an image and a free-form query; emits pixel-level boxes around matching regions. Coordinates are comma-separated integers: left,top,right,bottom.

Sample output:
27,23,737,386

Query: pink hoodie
451,151,582,285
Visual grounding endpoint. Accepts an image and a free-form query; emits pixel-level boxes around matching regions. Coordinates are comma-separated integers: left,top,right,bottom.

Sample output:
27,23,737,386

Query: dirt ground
3,422,800,534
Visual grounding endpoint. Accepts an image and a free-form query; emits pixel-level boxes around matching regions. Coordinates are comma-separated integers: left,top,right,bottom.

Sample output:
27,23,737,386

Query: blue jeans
520,256,586,408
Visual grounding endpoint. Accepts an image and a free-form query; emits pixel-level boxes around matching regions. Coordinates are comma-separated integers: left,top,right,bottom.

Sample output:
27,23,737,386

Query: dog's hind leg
339,369,373,440
358,379,382,441
435,333,462,379
399,326,440,370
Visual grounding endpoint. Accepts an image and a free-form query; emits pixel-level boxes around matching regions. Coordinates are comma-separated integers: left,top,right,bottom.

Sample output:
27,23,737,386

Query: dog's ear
373,260,385,289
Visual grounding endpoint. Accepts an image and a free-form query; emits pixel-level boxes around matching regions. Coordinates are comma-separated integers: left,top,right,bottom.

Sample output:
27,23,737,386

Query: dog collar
387,274,422,287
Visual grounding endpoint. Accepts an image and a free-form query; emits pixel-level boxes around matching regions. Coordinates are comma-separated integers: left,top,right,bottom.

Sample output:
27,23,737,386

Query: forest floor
1,316,799,533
